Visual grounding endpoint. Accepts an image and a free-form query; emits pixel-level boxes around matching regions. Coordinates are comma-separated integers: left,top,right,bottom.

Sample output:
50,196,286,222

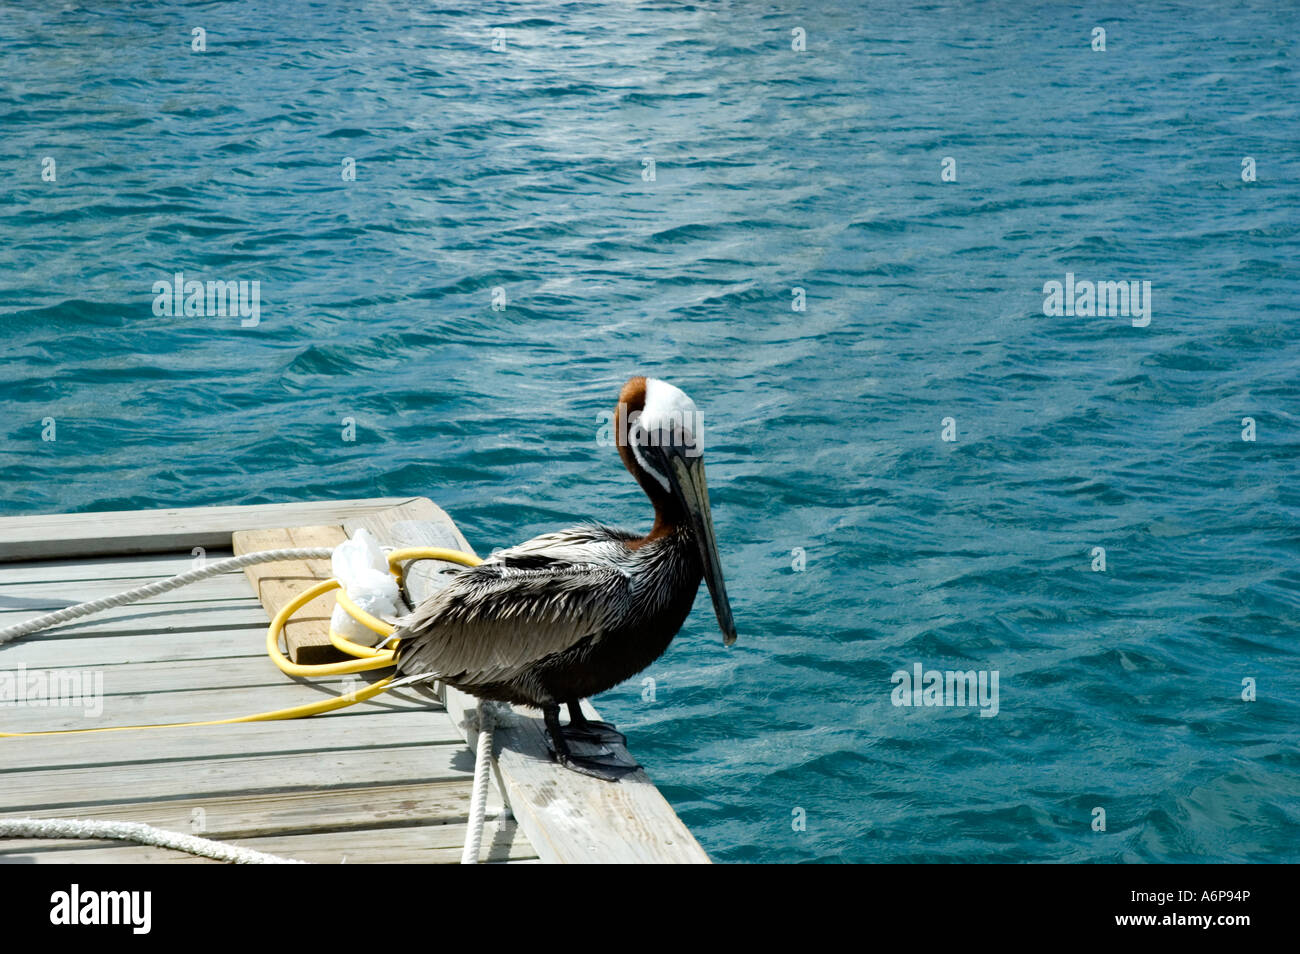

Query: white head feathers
628,379,705,491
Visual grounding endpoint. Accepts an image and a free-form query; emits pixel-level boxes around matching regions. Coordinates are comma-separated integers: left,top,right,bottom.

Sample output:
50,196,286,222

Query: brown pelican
394,376,737,780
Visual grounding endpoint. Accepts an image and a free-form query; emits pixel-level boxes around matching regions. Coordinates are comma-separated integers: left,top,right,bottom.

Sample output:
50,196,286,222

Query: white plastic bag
329,528,401,647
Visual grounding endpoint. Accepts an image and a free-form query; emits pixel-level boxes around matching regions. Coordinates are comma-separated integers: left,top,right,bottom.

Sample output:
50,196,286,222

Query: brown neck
643,497,684,545
616,375,684,548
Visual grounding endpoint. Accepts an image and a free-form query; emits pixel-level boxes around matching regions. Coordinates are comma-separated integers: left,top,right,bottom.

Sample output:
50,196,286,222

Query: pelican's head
615,376,737,646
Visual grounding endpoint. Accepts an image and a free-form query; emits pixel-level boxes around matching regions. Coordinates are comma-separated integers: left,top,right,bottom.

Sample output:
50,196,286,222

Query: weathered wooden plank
232,525,349,664
0,601,270,637
0,674,436,733
0,708,455,771
487,705,711,863
358,502,712,863
0,780,503,837
0,498,417,562
0,743,473,810
343,496,474,555
0,627,268,669
0,818,534,864
0,552,237,585
0,573,250,608
0,653,441,699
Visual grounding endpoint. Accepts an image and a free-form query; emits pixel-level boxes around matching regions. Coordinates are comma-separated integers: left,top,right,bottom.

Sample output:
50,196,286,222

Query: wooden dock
0,498,710,864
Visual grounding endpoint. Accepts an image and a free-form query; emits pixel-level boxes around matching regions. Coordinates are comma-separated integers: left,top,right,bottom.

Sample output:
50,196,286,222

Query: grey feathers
393,525,637,686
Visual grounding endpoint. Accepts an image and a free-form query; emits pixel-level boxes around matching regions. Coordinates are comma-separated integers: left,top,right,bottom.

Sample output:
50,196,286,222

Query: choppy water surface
1,1,1297,862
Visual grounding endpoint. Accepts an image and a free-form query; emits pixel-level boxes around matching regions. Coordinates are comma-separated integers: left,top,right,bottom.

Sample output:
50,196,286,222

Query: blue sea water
1,1,1297,863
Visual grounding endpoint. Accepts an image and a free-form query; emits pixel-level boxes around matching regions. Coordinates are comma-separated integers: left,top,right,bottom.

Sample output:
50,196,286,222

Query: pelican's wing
393,526,635,686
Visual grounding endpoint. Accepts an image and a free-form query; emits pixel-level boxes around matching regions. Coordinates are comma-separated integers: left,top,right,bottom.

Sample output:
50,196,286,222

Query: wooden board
0,819,532,864
0,551,239,584
0,677,431,734
0,601,269,636
0,745,476,809
4,626,273,670
0,780,504,834
231,525,348,664
0,498,416,563
0,573,248,606
353,502,713,864
0,708,459,771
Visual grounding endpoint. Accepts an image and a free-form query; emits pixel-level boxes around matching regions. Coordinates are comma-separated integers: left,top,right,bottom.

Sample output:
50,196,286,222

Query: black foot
554,749,641,782
563,701,629,746
542,703,639,782
564,719,628,746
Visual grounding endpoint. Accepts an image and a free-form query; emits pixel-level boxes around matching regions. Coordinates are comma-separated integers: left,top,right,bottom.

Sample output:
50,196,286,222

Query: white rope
460,703,497,864
0,547,335,645
0,817,306,864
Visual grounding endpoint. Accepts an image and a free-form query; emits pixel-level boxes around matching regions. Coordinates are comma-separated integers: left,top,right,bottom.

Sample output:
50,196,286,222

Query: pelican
394,376,737,780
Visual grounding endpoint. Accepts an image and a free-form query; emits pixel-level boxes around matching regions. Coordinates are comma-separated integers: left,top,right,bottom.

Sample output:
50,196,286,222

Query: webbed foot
543,703,640,782
563,719,628,746
554,747,641,782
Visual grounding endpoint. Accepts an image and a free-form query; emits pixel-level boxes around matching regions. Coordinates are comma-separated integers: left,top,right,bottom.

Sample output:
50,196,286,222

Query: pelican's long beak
667,451,738,646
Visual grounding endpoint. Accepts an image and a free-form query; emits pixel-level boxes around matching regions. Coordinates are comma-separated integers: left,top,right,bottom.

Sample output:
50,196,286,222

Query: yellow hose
1,546,482,737
264,579,397,677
